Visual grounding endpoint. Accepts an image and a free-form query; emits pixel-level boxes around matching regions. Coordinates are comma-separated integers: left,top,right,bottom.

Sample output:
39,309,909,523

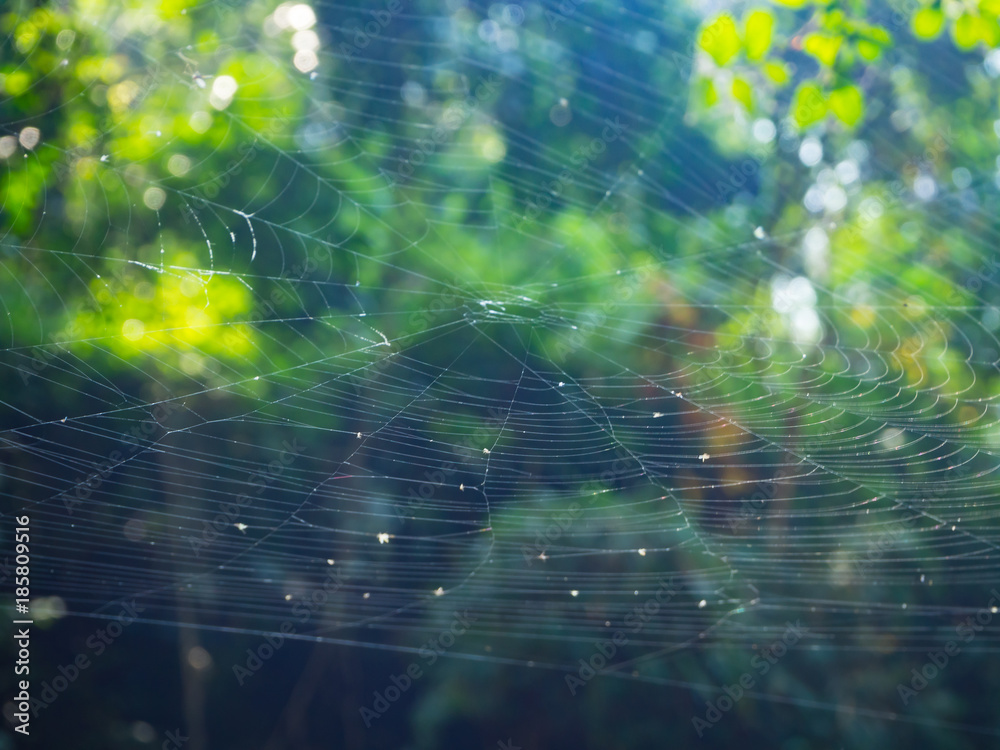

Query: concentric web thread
2,0,1000,738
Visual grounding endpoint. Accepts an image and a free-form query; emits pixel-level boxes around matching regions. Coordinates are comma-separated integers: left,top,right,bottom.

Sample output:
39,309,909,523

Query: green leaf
699,14,741,66
829,85,864,126
699,77,719,107
981,15,1000,45
744,10,774,60
824,9,847,30
856,39,881,60
868,26,892,45
803,33,843,66
953,13,981,48
764,61,791,85
792,82,827,127
732,77,753,110
2,69,31,95
772,0,807,6
911,8,945,39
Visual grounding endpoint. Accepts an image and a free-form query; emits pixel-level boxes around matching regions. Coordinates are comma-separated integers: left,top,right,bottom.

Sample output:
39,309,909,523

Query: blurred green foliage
4,0,1000,748
695,0,1000,128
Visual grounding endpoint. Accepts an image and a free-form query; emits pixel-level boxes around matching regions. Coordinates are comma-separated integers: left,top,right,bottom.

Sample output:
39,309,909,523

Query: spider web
3,0,1000,741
